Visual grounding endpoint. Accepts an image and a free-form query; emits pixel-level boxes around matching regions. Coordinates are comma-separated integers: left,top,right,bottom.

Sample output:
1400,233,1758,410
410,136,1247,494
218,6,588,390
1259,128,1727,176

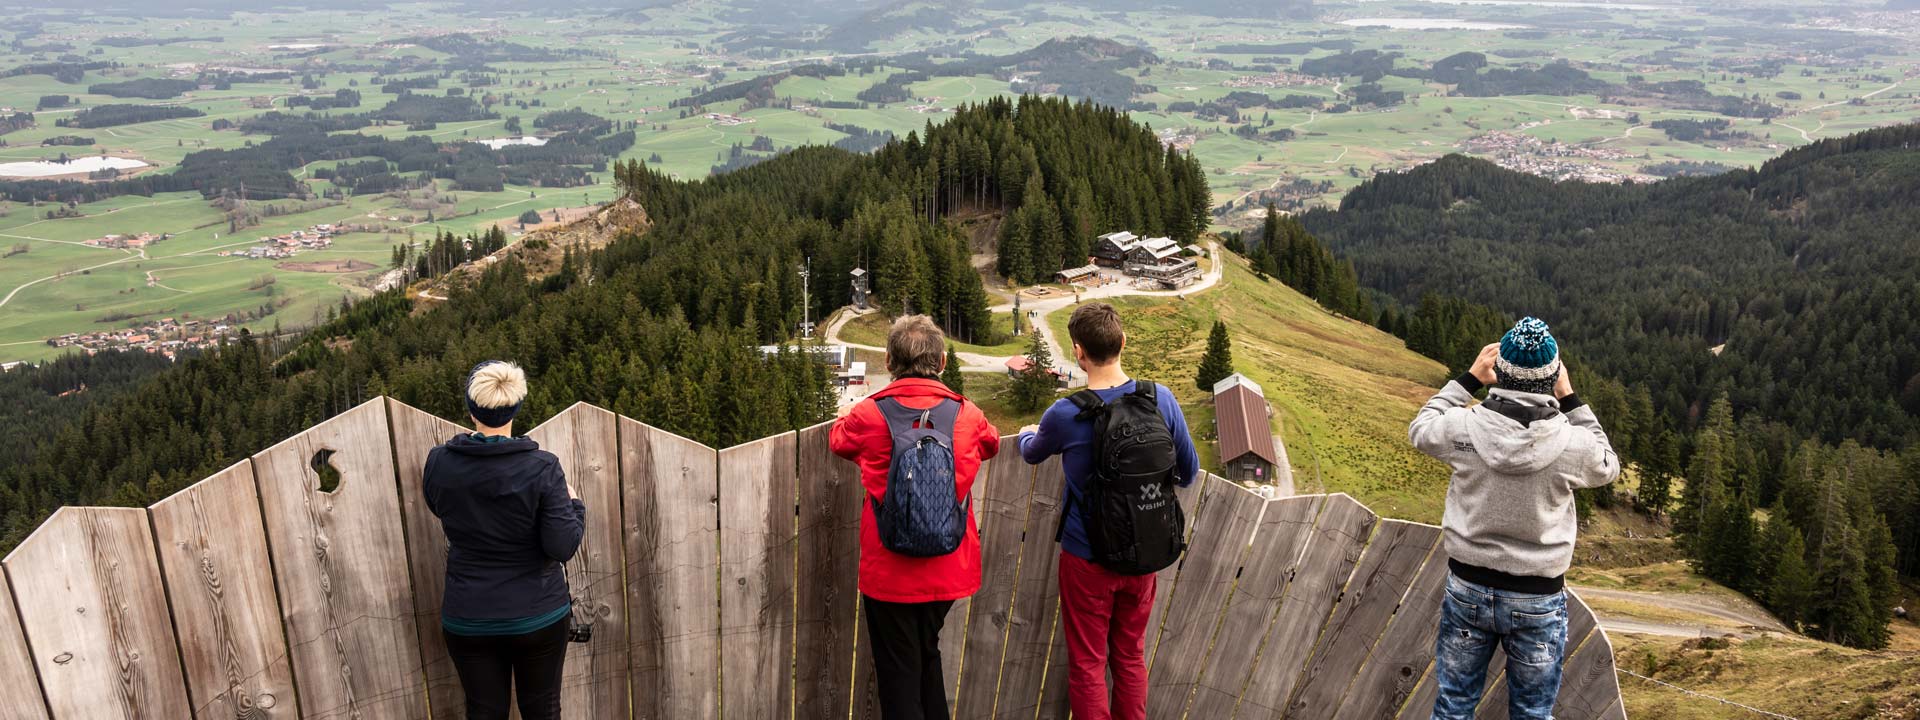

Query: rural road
1572,585,1791,639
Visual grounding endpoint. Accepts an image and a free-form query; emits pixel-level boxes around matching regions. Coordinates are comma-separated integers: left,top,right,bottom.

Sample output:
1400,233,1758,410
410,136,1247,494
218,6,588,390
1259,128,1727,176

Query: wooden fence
0,398,1624,719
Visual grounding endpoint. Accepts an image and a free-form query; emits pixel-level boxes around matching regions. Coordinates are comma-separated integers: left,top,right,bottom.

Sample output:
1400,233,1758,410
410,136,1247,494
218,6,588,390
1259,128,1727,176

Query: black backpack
1058,381,1187,575
871,397,969,557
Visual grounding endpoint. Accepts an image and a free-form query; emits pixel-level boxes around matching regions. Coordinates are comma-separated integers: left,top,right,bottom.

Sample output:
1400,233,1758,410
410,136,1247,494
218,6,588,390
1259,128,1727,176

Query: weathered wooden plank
5,507,190,719
1143,478,1267,719
794,421,861,720
0,570,49,720
953,449,1035,720
384,398,468,718
149,461,297,719
1282,521,1442,720
1593,696,1627,720
1549,594,1618,720
1183,494,1324,720
992,453,1070,719
1143,476,1212,669
1034,598,1070,720
621,418,720,720
940,450,995,717
718,431,798,720
1395,661,1440,720
252,398,425,720
1235,493,1377,720
1334,536,1453,720
525,404,631,720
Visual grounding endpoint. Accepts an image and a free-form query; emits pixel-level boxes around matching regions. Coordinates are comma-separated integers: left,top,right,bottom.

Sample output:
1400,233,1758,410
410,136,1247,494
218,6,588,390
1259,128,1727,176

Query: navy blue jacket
424,433,586,620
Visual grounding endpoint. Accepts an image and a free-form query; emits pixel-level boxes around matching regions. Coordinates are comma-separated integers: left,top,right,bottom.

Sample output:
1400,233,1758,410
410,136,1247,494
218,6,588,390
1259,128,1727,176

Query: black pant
864,595,955,720
443,615,569,720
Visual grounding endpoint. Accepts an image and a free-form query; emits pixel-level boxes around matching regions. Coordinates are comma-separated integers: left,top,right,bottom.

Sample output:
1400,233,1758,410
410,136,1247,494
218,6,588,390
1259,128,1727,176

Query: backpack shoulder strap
1130,380,1157,402
1067,389,1106,420
873,396,918,436
875,396,961,440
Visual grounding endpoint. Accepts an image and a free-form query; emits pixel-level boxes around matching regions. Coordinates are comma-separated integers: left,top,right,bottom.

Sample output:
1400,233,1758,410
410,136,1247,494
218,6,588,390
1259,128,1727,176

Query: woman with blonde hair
423,361,584,720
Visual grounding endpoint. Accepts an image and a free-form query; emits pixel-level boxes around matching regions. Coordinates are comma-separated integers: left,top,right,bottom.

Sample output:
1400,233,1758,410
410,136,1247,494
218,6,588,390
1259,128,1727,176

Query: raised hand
1469,343,1501,385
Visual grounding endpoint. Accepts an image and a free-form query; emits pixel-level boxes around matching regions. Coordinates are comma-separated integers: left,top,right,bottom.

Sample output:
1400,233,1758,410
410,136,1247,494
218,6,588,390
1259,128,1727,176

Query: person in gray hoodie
1409,317,1619,720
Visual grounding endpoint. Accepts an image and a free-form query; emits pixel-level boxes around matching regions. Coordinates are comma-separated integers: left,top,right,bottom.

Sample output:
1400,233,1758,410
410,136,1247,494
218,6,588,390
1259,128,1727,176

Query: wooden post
148,461,298,719
526,403,632,720
1183,494,1326,719
1143,478,1267,719
252,399,425,720
992,452,1071,718
1332,538,1455,720
4,507,190,719
793,421,861,720
717,431,797,719
952,444,1035,720
1283,521,1442,719
621,418,720,720
0,570,48,720
1233,493,1378,719
385,398,468,717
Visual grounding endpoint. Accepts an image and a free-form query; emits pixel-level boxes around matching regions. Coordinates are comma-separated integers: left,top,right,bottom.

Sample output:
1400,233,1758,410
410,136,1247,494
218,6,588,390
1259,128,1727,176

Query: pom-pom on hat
466,361,527,429
1495,317,1561,395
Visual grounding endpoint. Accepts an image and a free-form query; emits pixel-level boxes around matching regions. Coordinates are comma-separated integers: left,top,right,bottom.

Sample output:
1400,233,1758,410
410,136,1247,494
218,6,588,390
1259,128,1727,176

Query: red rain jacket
830,377,1002,603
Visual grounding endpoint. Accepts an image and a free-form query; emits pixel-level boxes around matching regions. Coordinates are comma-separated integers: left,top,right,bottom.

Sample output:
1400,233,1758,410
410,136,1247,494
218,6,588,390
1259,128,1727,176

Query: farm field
2,0,1917,362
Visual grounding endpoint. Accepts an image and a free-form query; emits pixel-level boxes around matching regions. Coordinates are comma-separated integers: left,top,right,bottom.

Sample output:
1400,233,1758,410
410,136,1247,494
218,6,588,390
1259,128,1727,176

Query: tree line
1301,128,1920,647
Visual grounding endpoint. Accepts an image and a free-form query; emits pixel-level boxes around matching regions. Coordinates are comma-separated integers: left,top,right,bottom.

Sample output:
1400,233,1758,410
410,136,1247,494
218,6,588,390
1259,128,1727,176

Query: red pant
1057,551,1156,720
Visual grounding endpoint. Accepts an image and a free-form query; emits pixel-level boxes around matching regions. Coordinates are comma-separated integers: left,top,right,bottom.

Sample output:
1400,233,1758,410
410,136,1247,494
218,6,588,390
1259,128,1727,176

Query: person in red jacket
831,315,1001,720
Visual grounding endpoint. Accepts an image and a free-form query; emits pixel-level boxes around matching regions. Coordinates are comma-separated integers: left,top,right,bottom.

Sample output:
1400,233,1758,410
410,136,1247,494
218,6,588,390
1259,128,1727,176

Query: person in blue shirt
1015,302,1198,720
424,361,584,720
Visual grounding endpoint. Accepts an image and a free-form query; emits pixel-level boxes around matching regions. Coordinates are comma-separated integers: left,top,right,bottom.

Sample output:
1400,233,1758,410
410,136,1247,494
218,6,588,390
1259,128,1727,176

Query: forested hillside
0,96,1209,548
1302,124,1920,647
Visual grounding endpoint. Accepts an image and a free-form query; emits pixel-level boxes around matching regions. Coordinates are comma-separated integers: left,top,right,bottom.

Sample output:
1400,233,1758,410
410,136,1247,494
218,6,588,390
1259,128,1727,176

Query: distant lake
1418,0,1675,9
477,136,548,149
0,156,149,179
1337,17,1533,28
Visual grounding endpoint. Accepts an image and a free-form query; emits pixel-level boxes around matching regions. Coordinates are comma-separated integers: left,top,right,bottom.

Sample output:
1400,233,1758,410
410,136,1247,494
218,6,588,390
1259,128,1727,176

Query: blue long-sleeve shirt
1018,380,1200,561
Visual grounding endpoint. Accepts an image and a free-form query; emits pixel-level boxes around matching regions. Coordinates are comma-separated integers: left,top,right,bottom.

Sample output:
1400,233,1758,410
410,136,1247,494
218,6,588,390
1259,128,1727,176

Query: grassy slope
1614,628,1920,720
1046,251,1454,521
1573,506,1920,719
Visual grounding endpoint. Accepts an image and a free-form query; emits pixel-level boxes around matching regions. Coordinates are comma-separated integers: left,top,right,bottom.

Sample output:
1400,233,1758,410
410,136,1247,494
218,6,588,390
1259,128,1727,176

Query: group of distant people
422,304,1617,720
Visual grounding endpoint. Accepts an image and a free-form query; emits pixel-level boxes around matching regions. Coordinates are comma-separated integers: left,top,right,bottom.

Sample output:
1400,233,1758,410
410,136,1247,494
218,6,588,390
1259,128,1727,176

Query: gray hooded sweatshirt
1409,377,1620,580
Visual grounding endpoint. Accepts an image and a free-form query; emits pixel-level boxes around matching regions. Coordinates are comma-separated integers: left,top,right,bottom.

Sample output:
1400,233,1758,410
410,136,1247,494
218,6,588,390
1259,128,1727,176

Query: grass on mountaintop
1044,252,1454,522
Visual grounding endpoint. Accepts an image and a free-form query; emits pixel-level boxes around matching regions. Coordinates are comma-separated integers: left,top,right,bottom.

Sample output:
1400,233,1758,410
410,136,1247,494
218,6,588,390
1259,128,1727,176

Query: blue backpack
872,397,969,557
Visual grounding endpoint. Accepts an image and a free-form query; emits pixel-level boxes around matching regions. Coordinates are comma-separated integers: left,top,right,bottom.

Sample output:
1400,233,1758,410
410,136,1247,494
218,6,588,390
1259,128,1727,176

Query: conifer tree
1012,330,1056,412
1764,519,1814,630
1195,320,1234,391
941,345,966,395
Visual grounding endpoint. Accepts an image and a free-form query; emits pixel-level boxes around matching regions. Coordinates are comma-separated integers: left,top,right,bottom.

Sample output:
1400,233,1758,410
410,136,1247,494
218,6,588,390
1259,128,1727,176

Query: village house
86,232,162,250
1213,373,1280,483
1053,264,1100,285
1093,231,1140,267
758,343,851,371
1124,236,1202,288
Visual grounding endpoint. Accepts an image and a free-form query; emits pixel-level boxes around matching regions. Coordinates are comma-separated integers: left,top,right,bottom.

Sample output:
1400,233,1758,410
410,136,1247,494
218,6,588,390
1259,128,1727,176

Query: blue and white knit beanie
1495,317,1560,395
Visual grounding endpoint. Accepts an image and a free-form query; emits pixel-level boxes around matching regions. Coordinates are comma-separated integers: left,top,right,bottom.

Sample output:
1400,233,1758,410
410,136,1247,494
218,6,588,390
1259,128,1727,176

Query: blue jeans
1430,573,1568,720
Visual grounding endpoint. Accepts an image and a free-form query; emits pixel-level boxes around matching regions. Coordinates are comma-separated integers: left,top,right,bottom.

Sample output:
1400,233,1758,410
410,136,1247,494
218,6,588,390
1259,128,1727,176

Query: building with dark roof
1212,373,1279,483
